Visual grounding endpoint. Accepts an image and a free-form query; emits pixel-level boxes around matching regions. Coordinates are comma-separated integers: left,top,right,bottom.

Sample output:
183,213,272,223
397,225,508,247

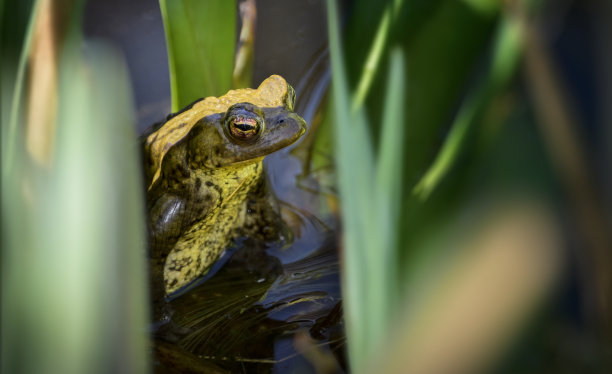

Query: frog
143,75,306,299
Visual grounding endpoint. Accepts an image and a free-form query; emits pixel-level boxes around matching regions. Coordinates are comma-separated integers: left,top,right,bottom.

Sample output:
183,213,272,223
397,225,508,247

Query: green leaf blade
327,0,376,369
159,0,236,111
372,47,406,326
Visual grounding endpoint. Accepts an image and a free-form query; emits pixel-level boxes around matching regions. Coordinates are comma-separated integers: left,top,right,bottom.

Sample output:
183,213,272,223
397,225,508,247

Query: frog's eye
224,103,265,143
228,116,261,141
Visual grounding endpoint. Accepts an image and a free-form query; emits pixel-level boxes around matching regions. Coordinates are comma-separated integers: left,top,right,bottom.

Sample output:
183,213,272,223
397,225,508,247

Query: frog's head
185,90,306,169
145,75,306,188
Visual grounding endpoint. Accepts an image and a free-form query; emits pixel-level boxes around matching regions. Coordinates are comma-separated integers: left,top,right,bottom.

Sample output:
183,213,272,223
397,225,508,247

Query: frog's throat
147,157,264,192
162,167,259,295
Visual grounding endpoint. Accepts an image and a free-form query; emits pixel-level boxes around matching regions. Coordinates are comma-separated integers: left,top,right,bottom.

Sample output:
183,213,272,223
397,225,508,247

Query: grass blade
328,1,408,370
2,6,149,371
327,0,375,368
351,0,404,111
2,0,40,181
159,0,236,111
413,14,523,199
370,48,405,344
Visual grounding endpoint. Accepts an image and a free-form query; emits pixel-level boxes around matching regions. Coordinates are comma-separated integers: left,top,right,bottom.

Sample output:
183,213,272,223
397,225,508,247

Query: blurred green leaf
46,38,149,374
413,14,523,199
2,0,39,181
159,0,236,111
351,0,404,111
328,0,408,369
325,0,514,371
2,4,149,373
372,48,405,325
386,1,499,284
460,0,499,15
327,0,373,366
323,0,606,372
232,0,256,88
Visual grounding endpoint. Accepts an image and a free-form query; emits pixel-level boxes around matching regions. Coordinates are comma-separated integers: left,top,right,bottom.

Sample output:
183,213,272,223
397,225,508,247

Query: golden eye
228,116,260,140
224,103,265,143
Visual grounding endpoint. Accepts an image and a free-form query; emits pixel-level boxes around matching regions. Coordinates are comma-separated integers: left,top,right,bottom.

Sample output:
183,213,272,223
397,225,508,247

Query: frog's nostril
277,119,285,124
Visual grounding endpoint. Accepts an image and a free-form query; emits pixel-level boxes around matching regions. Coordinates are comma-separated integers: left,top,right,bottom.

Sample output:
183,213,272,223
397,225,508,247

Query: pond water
85,0,343,372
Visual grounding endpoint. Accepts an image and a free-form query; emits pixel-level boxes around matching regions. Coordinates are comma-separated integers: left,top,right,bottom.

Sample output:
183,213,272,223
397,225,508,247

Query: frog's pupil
235,122,254,131
232,117,257,132
228,116,260,141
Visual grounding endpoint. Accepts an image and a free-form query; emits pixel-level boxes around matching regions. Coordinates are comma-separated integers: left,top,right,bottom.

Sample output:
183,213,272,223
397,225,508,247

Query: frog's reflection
152,235,345,373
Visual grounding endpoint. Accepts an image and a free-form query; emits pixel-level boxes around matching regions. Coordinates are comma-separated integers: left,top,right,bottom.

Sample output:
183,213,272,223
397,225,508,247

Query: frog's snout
264,112,306,152
286,112,307,140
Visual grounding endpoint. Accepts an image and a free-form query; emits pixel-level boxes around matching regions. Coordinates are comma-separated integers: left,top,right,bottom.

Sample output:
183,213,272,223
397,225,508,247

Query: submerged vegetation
2,0,611,373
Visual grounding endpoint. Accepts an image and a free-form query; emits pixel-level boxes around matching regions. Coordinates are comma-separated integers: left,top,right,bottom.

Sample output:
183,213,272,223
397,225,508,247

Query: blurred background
2,0,611,373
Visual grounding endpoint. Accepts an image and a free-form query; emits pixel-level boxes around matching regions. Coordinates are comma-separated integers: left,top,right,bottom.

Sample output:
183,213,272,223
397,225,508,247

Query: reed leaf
328,0,409,369
159,0,236,111
327,0,374,367
413,13,523,199
371,48,405,339
2,4,149,372
2,0,40,181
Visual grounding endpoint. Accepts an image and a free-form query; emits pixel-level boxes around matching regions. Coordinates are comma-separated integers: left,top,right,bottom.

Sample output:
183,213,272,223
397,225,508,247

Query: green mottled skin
144,76,305,296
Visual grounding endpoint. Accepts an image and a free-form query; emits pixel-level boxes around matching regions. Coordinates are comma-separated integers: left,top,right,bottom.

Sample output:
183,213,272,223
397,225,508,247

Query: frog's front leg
236,176,289,243
149,193,187,254
148,194,184,289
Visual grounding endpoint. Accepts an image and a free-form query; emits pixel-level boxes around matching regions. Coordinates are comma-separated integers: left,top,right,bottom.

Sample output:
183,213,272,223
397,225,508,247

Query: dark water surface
85,1,342,372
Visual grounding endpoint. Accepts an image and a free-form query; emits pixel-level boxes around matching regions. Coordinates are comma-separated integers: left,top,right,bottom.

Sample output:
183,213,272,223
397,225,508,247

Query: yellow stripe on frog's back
145,75,291,190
